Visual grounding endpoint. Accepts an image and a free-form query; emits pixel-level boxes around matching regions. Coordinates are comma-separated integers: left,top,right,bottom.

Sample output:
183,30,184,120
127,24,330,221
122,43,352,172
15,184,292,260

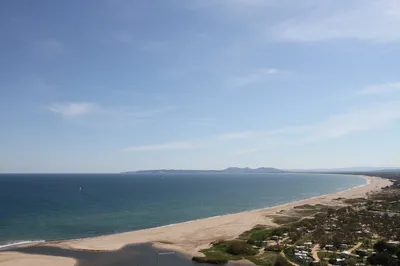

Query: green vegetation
271,215,301,225
247,253,288,266
317,251,340,260
239,225,272,241
201,240,258,261
192,257,228,265
200,239,291,266
226,241,258,256
282,247,296,263
239,225,289,245
197,179,400,266
291,204,334,217
294,204,317,209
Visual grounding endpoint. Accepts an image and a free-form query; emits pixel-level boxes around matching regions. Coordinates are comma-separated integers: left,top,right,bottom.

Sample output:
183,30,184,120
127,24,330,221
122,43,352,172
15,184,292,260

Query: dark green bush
192,256,228,265
226,241,258,256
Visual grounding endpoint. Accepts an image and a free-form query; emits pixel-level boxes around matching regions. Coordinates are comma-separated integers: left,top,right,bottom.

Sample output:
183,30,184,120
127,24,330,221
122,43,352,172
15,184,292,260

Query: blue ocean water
0,173,365,247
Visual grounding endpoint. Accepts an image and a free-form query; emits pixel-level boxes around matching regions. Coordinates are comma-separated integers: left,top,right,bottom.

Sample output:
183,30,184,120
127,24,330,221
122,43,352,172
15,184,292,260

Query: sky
1,0,400,173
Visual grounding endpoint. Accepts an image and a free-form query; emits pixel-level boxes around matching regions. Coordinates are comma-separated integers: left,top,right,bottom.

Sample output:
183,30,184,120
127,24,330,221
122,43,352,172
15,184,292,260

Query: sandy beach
0,175,391,266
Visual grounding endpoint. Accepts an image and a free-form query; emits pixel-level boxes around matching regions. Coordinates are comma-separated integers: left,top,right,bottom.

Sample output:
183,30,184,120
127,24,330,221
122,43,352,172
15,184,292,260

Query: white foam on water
0,240,46,250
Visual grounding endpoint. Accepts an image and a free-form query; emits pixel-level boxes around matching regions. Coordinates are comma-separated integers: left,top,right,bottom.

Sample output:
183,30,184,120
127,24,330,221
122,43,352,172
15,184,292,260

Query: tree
319,261,329,266
367,252,392,265
347,258,357,266
373,240,388,252
226,241,257,256
274,255,291,266
363,238,371,249
288,231,300,242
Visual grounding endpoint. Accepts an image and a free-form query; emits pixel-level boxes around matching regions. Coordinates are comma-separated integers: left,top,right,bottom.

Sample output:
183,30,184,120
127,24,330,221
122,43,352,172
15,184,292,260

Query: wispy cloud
124,141,204,152
114,31,134,44
48,102,97,118
114,31,166,51
229,68,279,87
233,147,265,156
303,101,400,142
189,118,216,127
271,0,400,43
193,0,400,43
217,131,265,140
48,102,175,126
35,38,65,57
357,82,400,95
124,100,400,152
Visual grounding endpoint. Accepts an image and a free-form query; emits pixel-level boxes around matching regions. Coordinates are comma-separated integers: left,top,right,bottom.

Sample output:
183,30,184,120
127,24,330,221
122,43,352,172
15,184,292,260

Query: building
325,244,336,251
341,251,351,258
355,249,368,257
304,242,313,248
387,240,400,247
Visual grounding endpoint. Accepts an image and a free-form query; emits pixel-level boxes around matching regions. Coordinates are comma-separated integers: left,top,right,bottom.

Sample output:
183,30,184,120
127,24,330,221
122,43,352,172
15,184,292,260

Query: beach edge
0,175,392,266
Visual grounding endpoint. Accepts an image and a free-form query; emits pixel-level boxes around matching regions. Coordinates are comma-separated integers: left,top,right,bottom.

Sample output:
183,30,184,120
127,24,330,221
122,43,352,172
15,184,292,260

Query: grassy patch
292,209,321,216
246,252,280,266
271,215,301,225
192,256,228,265
158,240,174,244
239,225,272,240
317,252,340,260
201,243,241,261
292,204,332,216
201,240,258,261
343,198,367,204
294,204,318,210
200,240,292,266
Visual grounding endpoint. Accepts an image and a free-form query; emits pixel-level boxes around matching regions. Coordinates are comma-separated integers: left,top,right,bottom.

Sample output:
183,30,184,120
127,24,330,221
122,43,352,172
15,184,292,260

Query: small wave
0,240,45,250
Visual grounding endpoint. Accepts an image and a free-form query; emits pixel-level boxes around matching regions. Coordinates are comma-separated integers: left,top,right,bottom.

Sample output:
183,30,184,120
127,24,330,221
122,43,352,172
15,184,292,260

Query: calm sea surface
0,173,365,247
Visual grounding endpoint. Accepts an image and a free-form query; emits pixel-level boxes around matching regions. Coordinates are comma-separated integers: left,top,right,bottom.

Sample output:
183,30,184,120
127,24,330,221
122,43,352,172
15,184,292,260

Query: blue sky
1,0,400,173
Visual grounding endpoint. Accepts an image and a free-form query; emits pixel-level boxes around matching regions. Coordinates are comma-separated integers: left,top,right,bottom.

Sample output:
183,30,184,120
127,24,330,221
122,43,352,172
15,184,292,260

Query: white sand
0,252,75,266
0,175,391,266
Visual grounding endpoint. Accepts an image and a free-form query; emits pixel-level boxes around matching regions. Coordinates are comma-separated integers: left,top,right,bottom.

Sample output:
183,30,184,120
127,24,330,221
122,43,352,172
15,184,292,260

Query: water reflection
7,243,241,266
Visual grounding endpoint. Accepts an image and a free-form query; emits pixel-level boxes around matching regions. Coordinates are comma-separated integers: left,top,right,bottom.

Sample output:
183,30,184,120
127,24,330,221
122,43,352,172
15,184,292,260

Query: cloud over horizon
124,99,400,153
48,102,175,127
194,0,400,43
229,68,279,87
48,102,97,118
2,0,400,172
35,38,66,57
357,82,400,95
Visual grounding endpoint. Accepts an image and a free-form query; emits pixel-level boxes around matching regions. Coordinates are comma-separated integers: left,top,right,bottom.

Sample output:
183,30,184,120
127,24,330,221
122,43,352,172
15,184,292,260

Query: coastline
0,175,391,266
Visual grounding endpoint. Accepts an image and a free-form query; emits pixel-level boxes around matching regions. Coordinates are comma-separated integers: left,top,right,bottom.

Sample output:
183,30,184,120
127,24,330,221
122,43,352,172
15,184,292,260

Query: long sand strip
0,252,75,266
0,176,391,266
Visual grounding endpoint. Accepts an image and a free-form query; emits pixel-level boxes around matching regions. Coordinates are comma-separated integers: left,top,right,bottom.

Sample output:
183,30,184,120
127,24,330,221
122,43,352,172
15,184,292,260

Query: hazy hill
123,167,285,174
288,167,400,172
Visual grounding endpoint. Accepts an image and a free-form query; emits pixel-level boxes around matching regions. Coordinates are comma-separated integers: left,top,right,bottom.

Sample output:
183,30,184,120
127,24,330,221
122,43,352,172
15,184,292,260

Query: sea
0,173,366,248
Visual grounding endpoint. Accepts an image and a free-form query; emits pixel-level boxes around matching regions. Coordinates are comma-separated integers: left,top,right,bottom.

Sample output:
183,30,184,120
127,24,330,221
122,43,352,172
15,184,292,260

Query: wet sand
0,175,391,266
4,244,232,266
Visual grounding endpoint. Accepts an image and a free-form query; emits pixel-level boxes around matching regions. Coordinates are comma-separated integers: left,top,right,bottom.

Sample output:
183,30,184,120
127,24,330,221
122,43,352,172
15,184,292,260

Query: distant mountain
372,168,400,173
123,167,285,174
223,167,285,173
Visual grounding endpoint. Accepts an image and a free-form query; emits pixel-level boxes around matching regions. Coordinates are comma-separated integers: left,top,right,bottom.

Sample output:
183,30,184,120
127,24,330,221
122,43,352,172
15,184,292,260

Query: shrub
226,241,258,256
373,240,388,252
265,245,283,252
274,255,292,266
367,252,392,265
192,256,228,265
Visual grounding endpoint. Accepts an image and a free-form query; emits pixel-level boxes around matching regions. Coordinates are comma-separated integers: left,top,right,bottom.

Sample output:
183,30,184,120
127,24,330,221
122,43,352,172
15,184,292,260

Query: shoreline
0,175,392,266
0,174,367,250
